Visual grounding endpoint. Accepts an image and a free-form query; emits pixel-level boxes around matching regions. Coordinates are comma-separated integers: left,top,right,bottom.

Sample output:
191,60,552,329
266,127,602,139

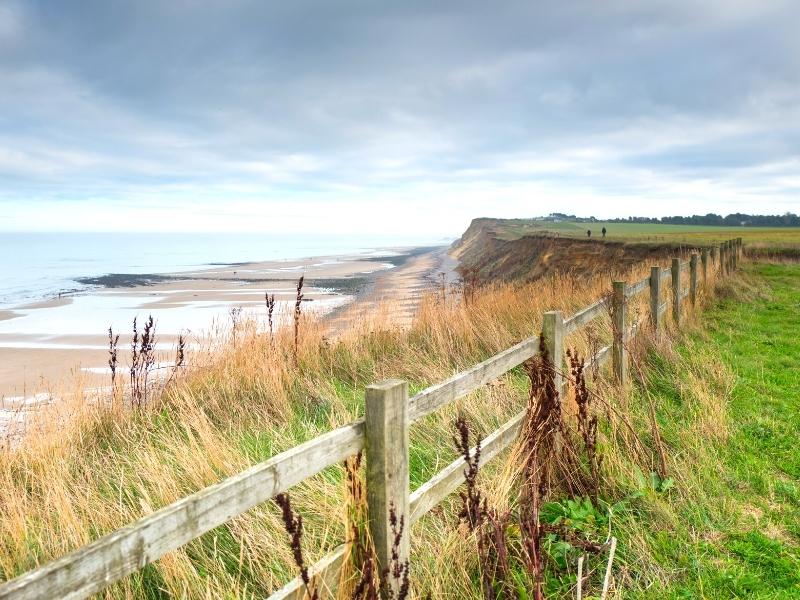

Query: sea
0,232,447,309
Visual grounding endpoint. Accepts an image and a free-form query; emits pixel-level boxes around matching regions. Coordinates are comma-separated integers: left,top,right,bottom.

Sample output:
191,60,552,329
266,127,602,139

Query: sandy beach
0,246,455,400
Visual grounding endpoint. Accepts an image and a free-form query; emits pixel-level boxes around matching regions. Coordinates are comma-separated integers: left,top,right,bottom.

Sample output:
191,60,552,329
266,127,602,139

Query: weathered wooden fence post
671,258,681,326
720,242,727,276
542,311,564,395
612,281,628,384
729,240,735,271
736,237,742,268
712,246,719,273
649,266,661,333
725,240,731,272
701,249,709,285
365,379,410,597
689,253,698,306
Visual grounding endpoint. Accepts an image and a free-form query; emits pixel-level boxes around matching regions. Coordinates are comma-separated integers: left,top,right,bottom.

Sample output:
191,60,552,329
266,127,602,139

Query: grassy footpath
630,263,800,599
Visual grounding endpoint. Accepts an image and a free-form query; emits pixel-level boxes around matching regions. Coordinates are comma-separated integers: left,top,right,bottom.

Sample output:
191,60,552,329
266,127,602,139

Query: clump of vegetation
107,326,120,387
294,276,304,365
447,342,620,599
130,315,156,407
274,492,319,600
230,307,243,348
277,485,410,600
567,349,601,501
265,292,276,339
453,416,483,531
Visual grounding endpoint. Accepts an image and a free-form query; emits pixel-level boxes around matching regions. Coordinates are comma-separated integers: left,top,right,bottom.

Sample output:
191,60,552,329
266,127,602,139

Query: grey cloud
0,0,798,217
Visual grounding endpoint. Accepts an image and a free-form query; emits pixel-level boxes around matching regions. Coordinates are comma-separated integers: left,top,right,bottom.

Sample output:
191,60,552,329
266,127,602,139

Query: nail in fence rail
0,238,744,600
365,380,410,598
611,281,627,384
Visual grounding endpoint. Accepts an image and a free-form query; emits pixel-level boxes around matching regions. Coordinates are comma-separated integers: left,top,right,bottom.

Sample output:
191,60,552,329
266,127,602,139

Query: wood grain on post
725,241,730,273
689,254,698,306
701,249,708,285
671,258,681,326
365,379,410,598
542,311,564,395
649,266,661,332
736,237,742,268
611,281,627,384
727,241,731,274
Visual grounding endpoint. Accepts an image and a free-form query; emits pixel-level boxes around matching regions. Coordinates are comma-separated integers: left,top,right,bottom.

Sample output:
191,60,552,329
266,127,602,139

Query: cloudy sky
0,1,798,235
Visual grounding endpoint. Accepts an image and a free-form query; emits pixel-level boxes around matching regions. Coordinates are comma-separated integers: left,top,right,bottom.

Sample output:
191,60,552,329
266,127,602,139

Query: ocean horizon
0,231,449,309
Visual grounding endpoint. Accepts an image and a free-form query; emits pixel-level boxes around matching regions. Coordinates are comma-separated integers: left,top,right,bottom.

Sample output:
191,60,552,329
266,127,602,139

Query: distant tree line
542,212,800,227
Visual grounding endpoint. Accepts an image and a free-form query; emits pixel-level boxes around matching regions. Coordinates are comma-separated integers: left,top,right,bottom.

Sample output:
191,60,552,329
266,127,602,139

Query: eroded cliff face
450,218,678,283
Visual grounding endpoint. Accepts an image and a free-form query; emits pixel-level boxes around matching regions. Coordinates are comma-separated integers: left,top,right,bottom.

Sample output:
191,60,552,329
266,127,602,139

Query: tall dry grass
0,252,716,598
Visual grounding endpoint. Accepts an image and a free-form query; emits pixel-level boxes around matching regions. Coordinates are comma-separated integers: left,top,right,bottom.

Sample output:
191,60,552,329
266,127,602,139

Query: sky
0,0,798,236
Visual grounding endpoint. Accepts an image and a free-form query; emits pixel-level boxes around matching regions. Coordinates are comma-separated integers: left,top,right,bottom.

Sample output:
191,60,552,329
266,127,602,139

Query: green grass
485,217,800,247
624,263,800,598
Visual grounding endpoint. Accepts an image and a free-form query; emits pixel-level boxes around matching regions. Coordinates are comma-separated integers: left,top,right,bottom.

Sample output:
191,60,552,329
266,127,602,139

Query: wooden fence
0,238,744,600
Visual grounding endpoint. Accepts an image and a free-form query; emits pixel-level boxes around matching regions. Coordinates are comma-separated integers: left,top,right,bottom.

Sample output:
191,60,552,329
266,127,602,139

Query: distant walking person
602,227,607,238
587,229,591,238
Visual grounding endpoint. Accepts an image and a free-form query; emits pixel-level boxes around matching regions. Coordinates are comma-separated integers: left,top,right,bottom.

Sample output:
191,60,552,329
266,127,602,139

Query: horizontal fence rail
408,336,539,422
0,421,366,600
625,276,650,298
0,238,743,600
563,298,608,334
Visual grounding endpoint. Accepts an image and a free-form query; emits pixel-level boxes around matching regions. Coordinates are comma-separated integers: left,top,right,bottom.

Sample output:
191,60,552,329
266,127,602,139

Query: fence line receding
0,237,744,600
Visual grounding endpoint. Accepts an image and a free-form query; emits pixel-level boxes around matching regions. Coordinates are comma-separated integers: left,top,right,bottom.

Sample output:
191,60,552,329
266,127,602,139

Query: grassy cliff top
465,217,800,246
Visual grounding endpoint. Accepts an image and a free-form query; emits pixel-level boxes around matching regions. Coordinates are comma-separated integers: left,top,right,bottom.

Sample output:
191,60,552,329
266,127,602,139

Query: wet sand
0,246,452,399
327,246,458,333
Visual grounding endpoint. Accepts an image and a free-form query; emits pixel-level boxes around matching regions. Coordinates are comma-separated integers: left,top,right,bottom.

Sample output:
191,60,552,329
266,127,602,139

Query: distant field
491,219,800,247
